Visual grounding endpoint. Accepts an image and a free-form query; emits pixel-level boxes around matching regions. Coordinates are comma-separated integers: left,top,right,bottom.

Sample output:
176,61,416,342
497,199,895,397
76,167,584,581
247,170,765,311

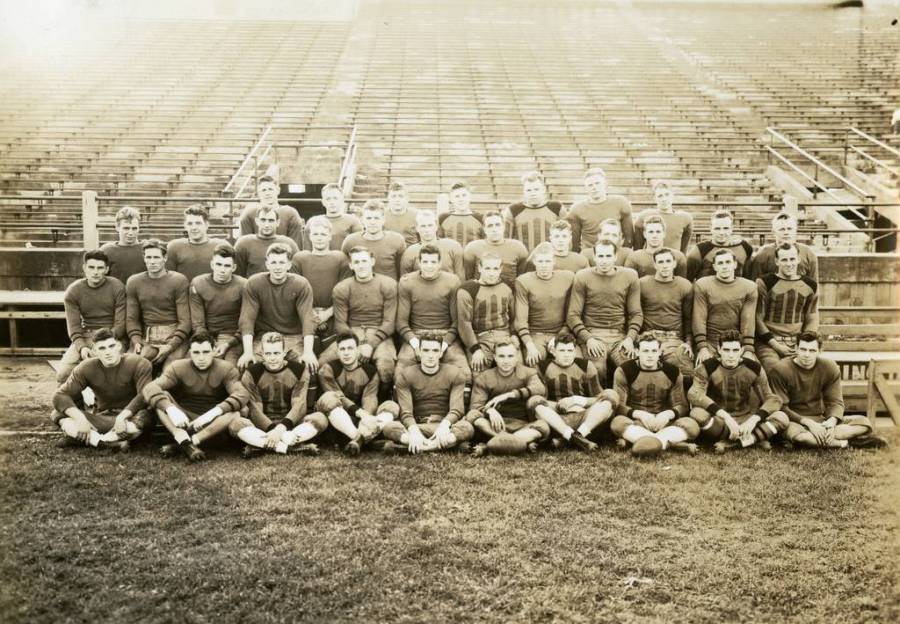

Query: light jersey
565,195,634,251
331,275,398,348
125,271,191,343
457,280,514,352
692,276,757,350
242,360,313,422
234,234,300,278
538,358,603,401
63,277,127,348
633,209,694,253
292,250,351,308
400,238,466,281
395,363,467,427
165,238,228,283
238,204,305,250
318,359,380,415
768,358,844,421
99,241,145,285
756,274,819,340
463,238,529,290
503,201,564,252
749,242,818,281
613,360,688,416
144,358,249,415
53,353,152,414
524,252,590,274
438,212,483,247
638,275,692,337
514,270,576,337
341,231,407,281
189,274,247,336
689,357,781,419
567,267,643,340
238,273,315,337
686,238,754,281
467,364,546,421
624,248,687,279
384,208,420,246
397,271,461,342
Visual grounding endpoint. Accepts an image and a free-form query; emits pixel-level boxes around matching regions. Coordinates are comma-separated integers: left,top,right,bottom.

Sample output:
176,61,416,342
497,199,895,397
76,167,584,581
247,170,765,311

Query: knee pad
610,415,633,438
486,433,528,455
599,389,619,409
530,419,551,440
526,395,549,412
452,420,475,442
315,391,343,414
690,407,711,426
376,400,400,419
675,417,700,440
305,411,329,432
228,416,253,437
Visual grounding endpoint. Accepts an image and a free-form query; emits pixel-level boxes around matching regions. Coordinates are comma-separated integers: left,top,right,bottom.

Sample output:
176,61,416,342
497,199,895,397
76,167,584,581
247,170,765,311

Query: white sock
656,426,688,447
376,412,394,426
292,422,318,443
88,431,102,447
171,429,189,444
100,431,119,443
236,426,267,448
274,441,288,454
622,425,652,444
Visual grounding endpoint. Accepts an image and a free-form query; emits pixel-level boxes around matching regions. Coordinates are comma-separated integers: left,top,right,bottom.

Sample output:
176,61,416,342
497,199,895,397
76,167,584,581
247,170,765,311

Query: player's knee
381,421,405,440
228,416,253,437
526,395,548,412
452,420,475,442
376,400,400,419
530,420,551,440
690,407,712,426
675,417,700,440
768,411,789,432
610,415,633,437
305,411,329,432
316,391,343,414
486,433,527,455
50,410,65,426
599,389,619,410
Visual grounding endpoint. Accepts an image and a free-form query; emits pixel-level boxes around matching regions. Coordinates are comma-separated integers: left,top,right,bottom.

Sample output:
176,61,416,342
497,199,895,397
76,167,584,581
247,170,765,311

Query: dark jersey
613,360,687,417
688,357,781,418
318,359,380,415
242,360,313,426
539,358,603,401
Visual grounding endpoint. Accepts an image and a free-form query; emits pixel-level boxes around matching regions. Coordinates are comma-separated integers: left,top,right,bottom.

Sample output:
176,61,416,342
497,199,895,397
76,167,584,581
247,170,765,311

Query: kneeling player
530,333,618,452
610,332,697,457
381,332,475,453
51,328,152,451
316,333,399,455
144,332,250,461
231,332,328,457
465,339,550,456
687,330,788,453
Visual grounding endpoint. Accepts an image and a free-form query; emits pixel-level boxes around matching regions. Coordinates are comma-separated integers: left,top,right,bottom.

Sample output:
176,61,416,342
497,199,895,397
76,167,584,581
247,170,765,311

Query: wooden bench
0,290,66,356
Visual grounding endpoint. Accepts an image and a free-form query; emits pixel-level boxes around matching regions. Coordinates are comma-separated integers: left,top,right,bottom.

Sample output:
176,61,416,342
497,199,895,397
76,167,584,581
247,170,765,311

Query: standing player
314,182,362,250
530,333,618,452
749,212,819,281
58,250,126,384
639,249,694,377
769,332,886,449
688,330,788,453
466,339,551,456
125,239,191,369
633,181,693,253
515,247,577,366
566,168,634,252
610,332,697,457
381,332,474,453
438,181,483,247
384,181,420,245
144,332,250,462
503,171,564,252
238,175,305,249
692,249,757,364
686,210,754,280
567,240,642,382
101,206,145,285
524,221,590,273
51,328,152,451
234,206,300,277
341,199,407,281
400,209,466,280
165,204,228,282
463,210,529,289
624,214,687,278
189,244,246,365
457,252,515,373
237,243,317,372
755,243,819,372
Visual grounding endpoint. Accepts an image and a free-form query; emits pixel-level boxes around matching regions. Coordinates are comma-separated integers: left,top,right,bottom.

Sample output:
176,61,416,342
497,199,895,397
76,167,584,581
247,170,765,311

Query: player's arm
462,244,477,281
52,364,93,426
750,367,783,424
612,368,633,417
111,282,127,342
456,287,479,353
235,242,249,277
238,206,255,237
566,275,590,344
685,246,701,282
767,367,805,423
360,370,380,415
755,279,775,345
802,285,819,333
125,278,144,352
294,279,318,369
444,278,461,346
189,281,209,336
691,282,710,357
808,250,819,282
169,276,192,351
284,367,312,426
620,199,634,248
450,243,466,282
241,370,275,431
332,282,351,335
821,364,845,425
464,376,490,422
680,286,693,348
681,218,694,255
287,215,305,251
397,279,415,345
566,208,582,252
739,284,758,352
372,279,398,349
400,247,417,276
237,281,260,368
624,277,643,342
63,286,90,358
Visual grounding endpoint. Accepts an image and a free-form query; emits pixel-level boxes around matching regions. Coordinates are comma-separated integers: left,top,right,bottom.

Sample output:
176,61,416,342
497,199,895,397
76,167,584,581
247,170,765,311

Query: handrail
849,127,900,159
338,124,358,193
764,146,846,206
848,146,900,178
223,125,272,194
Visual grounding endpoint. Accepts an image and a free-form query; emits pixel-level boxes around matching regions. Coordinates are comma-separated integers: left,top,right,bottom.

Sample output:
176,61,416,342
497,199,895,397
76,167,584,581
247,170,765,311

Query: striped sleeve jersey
755,274,818,341
503,201,564,252
688,356,781,418
613,360,687,417
438,212,483,247
538,358,603,401
242,360,313,427
457,280,514,353
318,359,380,415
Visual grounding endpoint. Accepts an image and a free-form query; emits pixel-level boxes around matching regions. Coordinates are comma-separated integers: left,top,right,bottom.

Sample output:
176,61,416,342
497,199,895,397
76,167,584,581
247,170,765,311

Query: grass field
1,359,898,623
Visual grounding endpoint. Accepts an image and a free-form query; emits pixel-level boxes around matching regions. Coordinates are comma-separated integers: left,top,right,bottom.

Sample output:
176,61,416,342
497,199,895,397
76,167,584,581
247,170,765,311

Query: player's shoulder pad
760,273,779,290
361,361,378,380
697,240,715,257
548,201,563,216
437,211,451,225
322,359,343,376
246,361,268,384
285,360,306,377
460,280,481,298
660,361,681,384
620,359,641,384
702,358,720,376
507,202,527,219
740,239,754,255
573,357,591,373
800,275,818,291
741,357,761,375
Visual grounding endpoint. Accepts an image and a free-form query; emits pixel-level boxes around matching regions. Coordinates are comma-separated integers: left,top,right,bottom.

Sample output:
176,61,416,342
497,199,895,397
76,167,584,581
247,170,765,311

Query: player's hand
679,342,693,359
634,409,655,429
79,347,93,361
484,392,513,410
440,341,450,358
486,408,506,433
214,342,228,358
358,343,374,363
131,339,144,356
73,417,92,444
771,341,794,357
237,351,256,370
585,338,606,359
152,345,173,365
302,351,319,374
470,348,487,373
112,410,132,436
317,322,329,333
557,397,578,412
718,411,741,441
434,421,455,449
407,427,426,454
821,417,837,429
266,425,286,449
803,419,827,444
166,406,189,429
311,309,322,326
619,337,636,359
524,342,541,367
696,347,713,365
81,387,96,408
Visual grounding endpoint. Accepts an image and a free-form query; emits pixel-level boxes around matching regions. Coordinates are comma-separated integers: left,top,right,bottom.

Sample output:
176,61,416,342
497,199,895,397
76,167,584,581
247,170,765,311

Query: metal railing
224,125,272,197
844,127,900,179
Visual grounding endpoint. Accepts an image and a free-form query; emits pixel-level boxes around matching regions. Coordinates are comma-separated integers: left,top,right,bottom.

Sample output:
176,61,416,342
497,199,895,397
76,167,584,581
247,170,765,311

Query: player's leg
610,414,655,448
530,397,596,452
52,408,113,448
576,390,618,439
371,335,398,395
284,412,328,446
191,411,240,446
318,392,359,440
833,414,887,447
55,343,84,384
783,421,820,448
656,416,700,451
661,338,693,378
690,407,728,445
478,419,549,456
755,342,782,374
229,414,292,454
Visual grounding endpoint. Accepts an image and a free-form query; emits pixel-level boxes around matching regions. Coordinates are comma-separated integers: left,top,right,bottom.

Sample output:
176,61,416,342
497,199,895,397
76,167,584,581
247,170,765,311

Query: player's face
795,339,820,368
637,340,661,369
449,187,470,211
307,225,331,251
350,251,374,279
654,186,673,211
653,252,675,280
552,341,577,367
713,254,736,281
387,189,408,211
256,212,279,237
93,337,123,367
210,254,235,283
644,224,665,248
522,180,546,205
184,214,209,243
533,253,554,278
336,338,359,366
322,189,344,215
143,248,166,275
416,217,438,242
258,181,279,203
584,175,607,201
261,340,287,371
599,224,621,245
776,248,799,278
710,217,733,245
117,219,140,245
417,340,442,369
773,218,797,245
479,258,503,284
189,340,215,370
549,228,571,253
494,345,518,374
717,341,743,368
362,209,384,234
419,253,441,278
83,259,108,285
483,216,504,242
593,245,616,272
265,252,291,281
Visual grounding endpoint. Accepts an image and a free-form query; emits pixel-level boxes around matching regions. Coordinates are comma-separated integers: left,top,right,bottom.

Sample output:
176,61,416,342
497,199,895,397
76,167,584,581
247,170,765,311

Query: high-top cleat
159,443,179,458
456,441,471,455
631,436,664,458
343,439,362,456
242,445,265,459
379,440,406,456
56,435,83,449
288,443,320,456
670,442,699,455
615,438,628,450
569,431,598,453
181,443,206,462
848,434,888,450
470,443,488,458
526,442,539,454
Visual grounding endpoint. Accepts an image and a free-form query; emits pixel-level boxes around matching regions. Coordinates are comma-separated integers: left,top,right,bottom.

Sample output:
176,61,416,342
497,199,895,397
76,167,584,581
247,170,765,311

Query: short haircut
258,175,277,186
83,249,109,265
594,238,619,254
183,204,209,222
257,205,279,220
306,215,333,232
652,180,670,193
478,250,503,265
335,332,358,346
713,248,735,261
652,247,675,262
415,209,437,224
418,331,444,348
798,331,820,347
260,331,285,348
554,332,577,348
141,239,167,256
520,171,544,185
549,219,571,232
642,214,667,230
775,242,798,259
388,181,406,193
213,243,235,260
189,331,215,347
482,210,503,224
347,245,372,259
92,328,116,343
600,218,621,232
321,182,342,195
265,243,292,259
362,199,385,214
449,181,468,191
494,338,517,352
772,211,796,227
636,331,661,347
711,209,734,222
584,167,606,180
115,206,140,224
418,242,442,260
718,329,742,346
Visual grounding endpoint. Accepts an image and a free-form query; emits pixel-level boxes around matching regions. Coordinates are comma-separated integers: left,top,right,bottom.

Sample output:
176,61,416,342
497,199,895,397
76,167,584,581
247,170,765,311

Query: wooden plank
0,290,65,305
0,311,66,319
873,377,900,427
820,324,900,337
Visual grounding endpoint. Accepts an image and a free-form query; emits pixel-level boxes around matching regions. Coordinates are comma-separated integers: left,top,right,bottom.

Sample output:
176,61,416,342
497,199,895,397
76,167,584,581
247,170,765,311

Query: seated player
438,181,483,247
566,167,634,253
314,182,362,250
235,205,300,277
400,209,465,280
529,332,618,452
769,332,886,449
166,204,228,282
100,206,145,285
144,331,250,462
231,332,327,457
610,332,697,457
686,210,754,280
515,246,577,365
466,339,551,457
341,199,407,281
749,212,818,280
639,248,693,377
524,221,589,273
384,181,420,246
238,175,305,249
755,243,819,372
292,216,351,355
316,332,400,455
58,250,126,384
126,239,191,369
381,332,475,453
189,244,246,365
624,214,687,278
633,181,693,253
463,210,529,289
503,171,564,252
51,328,152,451
692,248,757,364
457,252,516,373
688,330,788,453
